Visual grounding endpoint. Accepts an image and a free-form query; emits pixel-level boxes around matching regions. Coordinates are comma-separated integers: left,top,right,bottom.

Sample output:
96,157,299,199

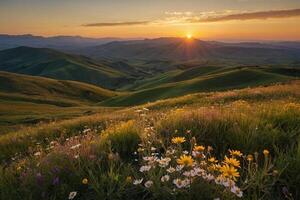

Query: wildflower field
1,81,300,200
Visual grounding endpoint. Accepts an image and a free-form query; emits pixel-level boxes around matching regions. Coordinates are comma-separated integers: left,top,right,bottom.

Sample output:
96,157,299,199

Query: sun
186,34,192,39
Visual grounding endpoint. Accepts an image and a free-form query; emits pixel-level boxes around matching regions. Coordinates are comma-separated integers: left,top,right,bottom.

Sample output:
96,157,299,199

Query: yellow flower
16,166,22,171
208,157,218,163
272,170,279,176
82,178,88,185
194,145,205,152
229,150,243,157
177,155,194,167
263,149,269,156
247,154,253,162
208,164,221,172
220,164,240,181
171,137,186,144
126,176,133,183
224,156,240,168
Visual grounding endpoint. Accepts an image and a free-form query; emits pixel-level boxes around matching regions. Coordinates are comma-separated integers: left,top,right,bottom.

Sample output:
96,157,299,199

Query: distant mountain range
82,37,300,65
0,34,126,51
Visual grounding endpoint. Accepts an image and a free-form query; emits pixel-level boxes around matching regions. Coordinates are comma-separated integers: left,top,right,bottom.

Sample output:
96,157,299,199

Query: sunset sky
1,0,300,41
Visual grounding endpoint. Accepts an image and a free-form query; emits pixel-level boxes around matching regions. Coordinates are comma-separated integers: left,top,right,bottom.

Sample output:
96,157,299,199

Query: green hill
0,71,120,133
0,46,134,89
102,68,294,106
0,71,119,105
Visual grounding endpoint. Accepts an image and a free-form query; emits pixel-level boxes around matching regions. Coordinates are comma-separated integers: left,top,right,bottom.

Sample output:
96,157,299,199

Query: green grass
102,67,294,106
0,81,300,199
0,46,134,89
0,71,121,133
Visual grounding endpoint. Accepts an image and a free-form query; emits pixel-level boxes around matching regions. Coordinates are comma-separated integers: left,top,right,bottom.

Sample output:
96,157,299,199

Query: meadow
0,81,299,200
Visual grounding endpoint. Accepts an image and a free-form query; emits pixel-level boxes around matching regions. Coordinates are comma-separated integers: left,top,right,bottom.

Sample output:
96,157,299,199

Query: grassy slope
1,81,300,199
0,71,120,133
0,46,133,89
102,68,294,106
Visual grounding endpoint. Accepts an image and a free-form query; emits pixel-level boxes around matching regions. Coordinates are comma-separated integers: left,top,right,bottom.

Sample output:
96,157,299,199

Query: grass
0,81,300,199
0,71,123,133
0,46,134,89
102,67,295,106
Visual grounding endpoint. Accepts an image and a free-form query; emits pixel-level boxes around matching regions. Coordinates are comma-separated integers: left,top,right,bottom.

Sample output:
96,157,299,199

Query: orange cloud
193,8,300,23
83,21,150,27
81,8,300,27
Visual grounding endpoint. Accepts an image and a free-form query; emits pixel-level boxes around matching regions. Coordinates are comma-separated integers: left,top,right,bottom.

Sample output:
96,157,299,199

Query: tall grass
0,81,300,199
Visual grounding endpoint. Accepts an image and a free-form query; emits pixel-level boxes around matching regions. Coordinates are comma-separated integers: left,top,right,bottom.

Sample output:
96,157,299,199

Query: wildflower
176,165,184,171
137,147,144,152
173,178,190,188
194,145,205,152
208,157,218,163
224,156,240,168
17,166,22,171
157,157,171,168
166,149,175,155
143,156,158,164
263,149,269,156
207,146,213,152
220,164,240,181
133,178,143,185
144,180,153,188
192,150,204,158
126,176,132,183
208,164,221,172
52,177,60,185
247,154,253,162
70,144,81,150
151,147,156,151
177,155,194,167
161,175,170,182
231,186,243,198
166,167,176,173
140,165,151,172
34,152,41,156
182,150,189,154
229,150,243,157
171,137,186,144
68,191,77,200
206,174,215,181
272,170,279,176
82,178,88,185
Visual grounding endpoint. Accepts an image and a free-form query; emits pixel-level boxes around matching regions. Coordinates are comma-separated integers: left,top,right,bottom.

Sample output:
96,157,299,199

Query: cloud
83,21,150,27
188,8,300,23
82,8,300,27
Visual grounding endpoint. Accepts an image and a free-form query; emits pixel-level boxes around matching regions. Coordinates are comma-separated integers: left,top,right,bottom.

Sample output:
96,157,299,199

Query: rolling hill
0,71,119,106
0,71,121,133
101,67,296,106
0,46,135,89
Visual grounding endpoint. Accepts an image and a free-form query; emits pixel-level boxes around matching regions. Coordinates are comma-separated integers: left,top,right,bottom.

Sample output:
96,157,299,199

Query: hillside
102,67,296,106
0,71,118,104
0,71,119,133
0,46,134,89
1,81,300,199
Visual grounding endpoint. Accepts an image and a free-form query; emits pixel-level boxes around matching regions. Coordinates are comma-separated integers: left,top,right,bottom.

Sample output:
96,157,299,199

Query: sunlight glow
186,34,192,39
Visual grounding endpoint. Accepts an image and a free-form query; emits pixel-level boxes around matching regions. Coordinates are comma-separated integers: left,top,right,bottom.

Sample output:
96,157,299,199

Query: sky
1,0,300,41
